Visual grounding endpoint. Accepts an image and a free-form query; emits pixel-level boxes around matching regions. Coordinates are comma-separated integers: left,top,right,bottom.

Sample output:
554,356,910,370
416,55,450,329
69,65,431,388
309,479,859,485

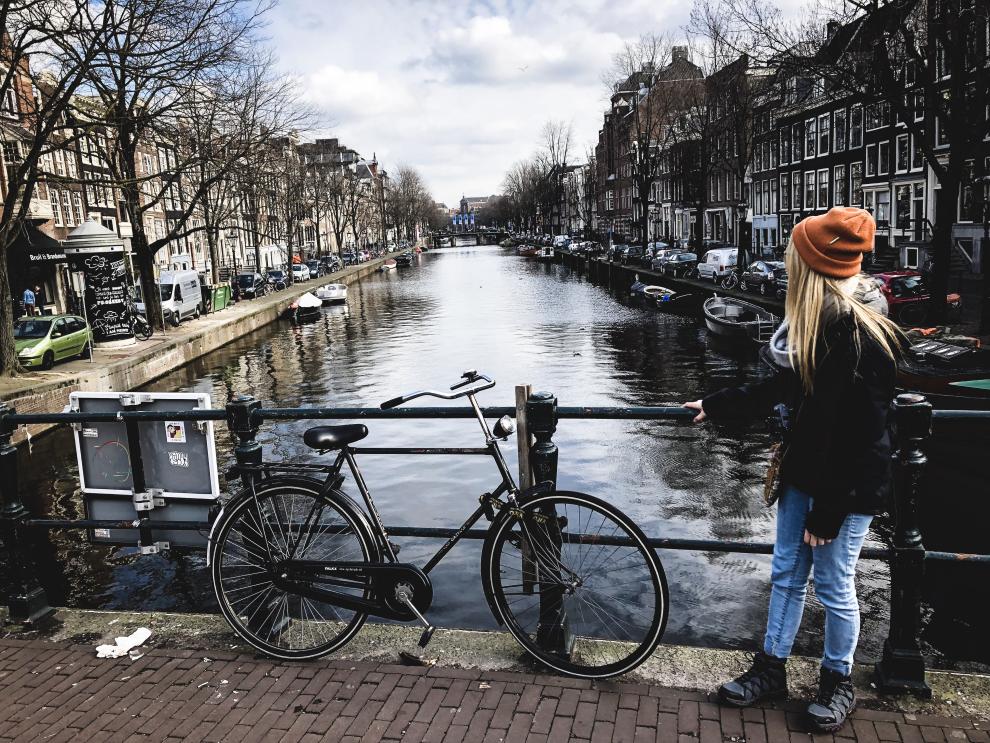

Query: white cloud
268,0,692,205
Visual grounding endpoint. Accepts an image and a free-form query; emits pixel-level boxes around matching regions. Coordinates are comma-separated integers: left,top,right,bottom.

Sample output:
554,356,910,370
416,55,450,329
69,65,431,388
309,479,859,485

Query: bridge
430,230,509,248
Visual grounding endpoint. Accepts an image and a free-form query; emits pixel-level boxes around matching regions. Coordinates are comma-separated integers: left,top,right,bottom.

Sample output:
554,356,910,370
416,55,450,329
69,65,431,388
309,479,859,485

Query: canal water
14,246,987,670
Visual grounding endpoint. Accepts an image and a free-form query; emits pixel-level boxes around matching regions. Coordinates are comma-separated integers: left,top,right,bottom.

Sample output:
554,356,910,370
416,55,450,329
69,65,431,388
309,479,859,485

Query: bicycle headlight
492,415,516,439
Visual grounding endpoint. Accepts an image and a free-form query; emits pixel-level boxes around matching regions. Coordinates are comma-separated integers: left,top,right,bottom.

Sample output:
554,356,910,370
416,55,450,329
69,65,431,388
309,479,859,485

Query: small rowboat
315,283,347,304
703,296,780,343
379,259,397,272
288,292,323,321
651,286,703,314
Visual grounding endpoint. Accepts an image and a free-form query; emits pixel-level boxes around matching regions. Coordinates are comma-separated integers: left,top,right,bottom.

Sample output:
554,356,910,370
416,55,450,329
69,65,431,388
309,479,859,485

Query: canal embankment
0,253,402,444
4,606,989,722
554,249,786,314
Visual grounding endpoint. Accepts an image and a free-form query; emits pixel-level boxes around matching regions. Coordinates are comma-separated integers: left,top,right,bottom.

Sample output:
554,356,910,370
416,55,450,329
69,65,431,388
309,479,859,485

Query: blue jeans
764,485,873,676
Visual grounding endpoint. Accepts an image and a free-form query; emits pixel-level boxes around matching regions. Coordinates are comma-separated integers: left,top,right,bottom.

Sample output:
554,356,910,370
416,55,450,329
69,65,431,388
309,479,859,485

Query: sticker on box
165,421,187,444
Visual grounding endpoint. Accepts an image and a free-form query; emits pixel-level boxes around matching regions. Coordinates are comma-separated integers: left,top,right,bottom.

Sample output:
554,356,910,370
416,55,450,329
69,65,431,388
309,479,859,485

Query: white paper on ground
96,627,152,659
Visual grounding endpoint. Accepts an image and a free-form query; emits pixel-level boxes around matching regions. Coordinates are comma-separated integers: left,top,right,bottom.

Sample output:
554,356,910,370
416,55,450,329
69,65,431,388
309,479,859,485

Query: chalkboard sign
70,392,220,497
68,251,131,343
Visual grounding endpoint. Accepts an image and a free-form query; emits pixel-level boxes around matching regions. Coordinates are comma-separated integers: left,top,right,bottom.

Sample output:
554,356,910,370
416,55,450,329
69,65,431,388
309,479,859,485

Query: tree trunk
121,137,164,331
929,175,959,325
0,236,23,375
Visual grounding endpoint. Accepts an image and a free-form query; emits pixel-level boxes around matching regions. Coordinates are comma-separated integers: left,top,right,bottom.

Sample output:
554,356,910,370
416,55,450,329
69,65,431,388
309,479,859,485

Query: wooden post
875,393,932,698
515,384,533,490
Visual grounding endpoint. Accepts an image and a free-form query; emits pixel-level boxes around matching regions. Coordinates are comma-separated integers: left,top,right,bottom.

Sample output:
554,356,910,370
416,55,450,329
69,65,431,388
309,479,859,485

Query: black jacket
702,315,896,539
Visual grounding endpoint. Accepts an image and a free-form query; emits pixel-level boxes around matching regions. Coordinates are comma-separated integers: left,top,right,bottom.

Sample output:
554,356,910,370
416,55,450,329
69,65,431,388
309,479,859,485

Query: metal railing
1,390,988,699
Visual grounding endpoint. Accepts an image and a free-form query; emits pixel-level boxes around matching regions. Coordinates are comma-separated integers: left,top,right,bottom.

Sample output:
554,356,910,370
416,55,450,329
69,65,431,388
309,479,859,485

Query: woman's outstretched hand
683,400,707,423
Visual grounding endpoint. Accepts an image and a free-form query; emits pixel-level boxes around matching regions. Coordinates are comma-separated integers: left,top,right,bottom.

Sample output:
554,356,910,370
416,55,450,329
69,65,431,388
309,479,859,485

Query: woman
684,207,901,734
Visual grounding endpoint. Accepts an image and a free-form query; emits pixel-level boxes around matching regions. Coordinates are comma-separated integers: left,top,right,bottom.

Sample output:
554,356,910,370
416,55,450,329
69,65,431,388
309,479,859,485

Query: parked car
320,255,342,274
660,252,698,278
358,250,370,262
291,263,310,282
265,270,287,291
739,261,786,296
14,315,91,370
650,249,684,272
871,270,962,325
305,259,323,279
697,248,738,282
237,272,268,300
621,245,645,265
342,251,358,266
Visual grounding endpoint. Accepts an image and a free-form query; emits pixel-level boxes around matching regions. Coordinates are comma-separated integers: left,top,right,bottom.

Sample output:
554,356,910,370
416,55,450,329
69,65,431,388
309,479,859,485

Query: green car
15,315,92,370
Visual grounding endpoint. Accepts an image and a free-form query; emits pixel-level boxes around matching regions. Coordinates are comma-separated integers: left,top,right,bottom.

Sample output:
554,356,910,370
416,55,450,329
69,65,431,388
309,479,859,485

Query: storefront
7,223,73,316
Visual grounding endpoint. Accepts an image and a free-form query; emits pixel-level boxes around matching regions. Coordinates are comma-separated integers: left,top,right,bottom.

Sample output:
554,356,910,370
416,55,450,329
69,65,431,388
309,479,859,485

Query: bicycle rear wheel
482,492,668,678
211,479,376,660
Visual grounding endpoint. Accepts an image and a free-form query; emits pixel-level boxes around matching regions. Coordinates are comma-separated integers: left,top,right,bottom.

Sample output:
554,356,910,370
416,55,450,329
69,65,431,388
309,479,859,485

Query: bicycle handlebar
380,372,495,409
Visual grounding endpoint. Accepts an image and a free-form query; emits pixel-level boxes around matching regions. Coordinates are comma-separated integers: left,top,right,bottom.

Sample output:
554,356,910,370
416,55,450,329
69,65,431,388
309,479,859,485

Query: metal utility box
70,391,221,549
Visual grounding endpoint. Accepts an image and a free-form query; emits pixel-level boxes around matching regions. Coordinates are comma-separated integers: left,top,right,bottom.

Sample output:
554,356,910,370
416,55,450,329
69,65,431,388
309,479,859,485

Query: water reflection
9,246,985,670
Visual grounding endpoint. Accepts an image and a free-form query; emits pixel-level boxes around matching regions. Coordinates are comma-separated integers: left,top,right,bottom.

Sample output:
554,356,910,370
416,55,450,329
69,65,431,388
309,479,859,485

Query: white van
136,270,202,326
697,248,738,282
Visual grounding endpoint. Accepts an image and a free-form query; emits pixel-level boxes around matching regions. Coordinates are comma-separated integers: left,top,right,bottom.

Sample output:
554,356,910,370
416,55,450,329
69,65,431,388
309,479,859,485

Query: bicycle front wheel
211,479,376,660
482,492,668,678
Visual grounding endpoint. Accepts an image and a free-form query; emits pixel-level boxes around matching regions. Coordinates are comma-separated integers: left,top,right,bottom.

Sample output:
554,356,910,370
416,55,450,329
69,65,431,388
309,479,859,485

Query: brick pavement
0,639,985,742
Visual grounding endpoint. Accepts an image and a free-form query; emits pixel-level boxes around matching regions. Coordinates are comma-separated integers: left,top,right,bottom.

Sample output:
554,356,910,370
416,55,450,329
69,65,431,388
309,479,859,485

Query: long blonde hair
783,238,901,394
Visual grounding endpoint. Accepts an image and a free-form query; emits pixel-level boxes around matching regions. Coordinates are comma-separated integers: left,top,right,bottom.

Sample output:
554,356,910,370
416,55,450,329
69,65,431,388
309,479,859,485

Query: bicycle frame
314,389,521,574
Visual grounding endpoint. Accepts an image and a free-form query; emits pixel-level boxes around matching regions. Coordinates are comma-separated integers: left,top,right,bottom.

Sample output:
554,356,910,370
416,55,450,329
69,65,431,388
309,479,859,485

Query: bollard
0,403,53,624
526,391,571,657
875,393,932,697
226,394,262,488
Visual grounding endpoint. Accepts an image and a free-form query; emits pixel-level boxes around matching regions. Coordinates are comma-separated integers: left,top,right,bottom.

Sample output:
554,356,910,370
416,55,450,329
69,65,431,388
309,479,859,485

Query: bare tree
0,0,118,374
721,0,990,321
80,0,271,329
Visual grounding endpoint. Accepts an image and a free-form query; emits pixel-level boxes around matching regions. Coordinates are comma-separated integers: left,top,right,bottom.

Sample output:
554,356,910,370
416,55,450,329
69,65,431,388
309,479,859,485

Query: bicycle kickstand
395,585,436,648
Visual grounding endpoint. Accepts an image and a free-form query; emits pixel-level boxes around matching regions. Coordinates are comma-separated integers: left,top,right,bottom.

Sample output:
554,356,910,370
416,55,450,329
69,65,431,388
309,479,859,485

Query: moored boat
703,296,780,343
651,286,703,314
537,246,554,261
288,292,323,321
315,283,347,304
517,244,540,257
897,338,990,409
379,258,397,272
395,252,414,267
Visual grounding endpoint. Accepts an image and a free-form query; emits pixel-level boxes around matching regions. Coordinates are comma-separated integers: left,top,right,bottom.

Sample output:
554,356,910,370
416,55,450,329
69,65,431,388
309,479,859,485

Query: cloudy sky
268,0,692,207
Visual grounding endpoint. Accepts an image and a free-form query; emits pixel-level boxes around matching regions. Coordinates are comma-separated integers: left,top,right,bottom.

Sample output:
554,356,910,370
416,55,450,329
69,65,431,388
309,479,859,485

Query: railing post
526,391,572,657
226,394,262,488
875,393,932,698
0,403,53,624
527,391,558,488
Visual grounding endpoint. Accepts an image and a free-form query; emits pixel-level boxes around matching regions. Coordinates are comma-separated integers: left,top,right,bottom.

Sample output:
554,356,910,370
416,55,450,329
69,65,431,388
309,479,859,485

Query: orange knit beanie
791,207,875,278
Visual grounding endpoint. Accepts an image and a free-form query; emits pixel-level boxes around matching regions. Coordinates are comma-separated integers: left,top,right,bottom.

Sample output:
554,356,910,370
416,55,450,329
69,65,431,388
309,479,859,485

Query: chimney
672,46,689,63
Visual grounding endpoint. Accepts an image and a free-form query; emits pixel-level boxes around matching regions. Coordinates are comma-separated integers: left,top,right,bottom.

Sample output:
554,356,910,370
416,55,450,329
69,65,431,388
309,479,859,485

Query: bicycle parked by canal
208,370,669,678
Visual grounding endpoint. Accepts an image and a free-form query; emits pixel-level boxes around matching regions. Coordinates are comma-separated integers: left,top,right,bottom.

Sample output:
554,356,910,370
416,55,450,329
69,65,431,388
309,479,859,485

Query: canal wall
554,250,785,314
0,254,400,443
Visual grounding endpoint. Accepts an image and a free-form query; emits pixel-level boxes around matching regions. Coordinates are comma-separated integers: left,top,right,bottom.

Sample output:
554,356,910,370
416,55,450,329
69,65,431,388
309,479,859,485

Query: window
866,144,877,176
770,139,778,169
51,190,63,227
780,213,794,241
72,192,84,225
850,162,863,205
818,169,829,208
935,116,949,147
818,113,830,154
833,108,847,152
904,246,919,269
895,134,909,173
2,140,22,187
896,184,911,230
770,179,778,213
781,128,791,165
878,140,890,175
53,149,65,177
792,171,802,209
850,104,863,148
866,102,889,130
911,91,924,121
911,135,924,170
875,190,890,226
895,183,924,231
805,170,815,208
780,173,790,210
1,86,19,116
805,118,816,158
763,179,770,214
834,165,847,206
792,122,803,162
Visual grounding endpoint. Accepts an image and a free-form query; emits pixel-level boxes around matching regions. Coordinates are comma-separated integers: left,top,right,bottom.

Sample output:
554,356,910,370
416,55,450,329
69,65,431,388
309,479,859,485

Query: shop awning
10,223,67,264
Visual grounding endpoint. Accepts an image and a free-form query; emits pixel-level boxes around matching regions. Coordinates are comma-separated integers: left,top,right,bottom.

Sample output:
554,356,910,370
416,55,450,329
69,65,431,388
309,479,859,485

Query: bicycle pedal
418,626,436,648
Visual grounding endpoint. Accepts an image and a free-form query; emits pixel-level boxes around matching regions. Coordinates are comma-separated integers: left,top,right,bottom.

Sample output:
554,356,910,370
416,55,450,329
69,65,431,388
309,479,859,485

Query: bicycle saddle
303,424,368,450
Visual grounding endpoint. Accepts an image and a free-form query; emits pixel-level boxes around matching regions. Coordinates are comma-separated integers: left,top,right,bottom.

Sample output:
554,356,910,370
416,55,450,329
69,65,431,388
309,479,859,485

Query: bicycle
208,371,669,678
719,271,740,291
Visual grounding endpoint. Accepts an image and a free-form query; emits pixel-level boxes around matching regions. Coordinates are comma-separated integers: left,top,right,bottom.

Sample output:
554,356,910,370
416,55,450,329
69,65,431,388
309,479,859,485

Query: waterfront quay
0,253,400,444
